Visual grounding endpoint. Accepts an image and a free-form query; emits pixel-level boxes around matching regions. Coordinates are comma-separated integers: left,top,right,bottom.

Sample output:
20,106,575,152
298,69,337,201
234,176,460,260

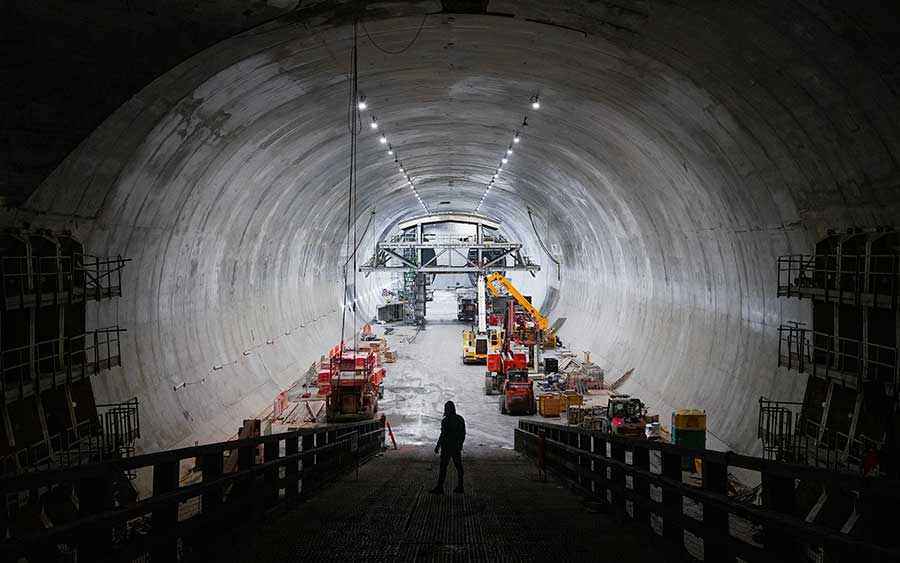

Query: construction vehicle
484,301,536,415
485,272,549,331
498,368,536,415
485,272,549,369
463,325,501,364
462,274,500,364
456,289,477,322
599,396,650,438
325,350,381,422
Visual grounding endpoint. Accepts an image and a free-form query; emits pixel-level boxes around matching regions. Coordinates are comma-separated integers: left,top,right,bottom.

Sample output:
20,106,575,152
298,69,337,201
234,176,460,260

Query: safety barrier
1,326,126,404
1,253,128,310
776,253,899,309
0,417,384,562
515,420,900,562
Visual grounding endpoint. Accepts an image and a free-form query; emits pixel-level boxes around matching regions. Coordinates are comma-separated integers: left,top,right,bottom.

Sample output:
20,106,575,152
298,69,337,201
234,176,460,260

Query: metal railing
1,398,141,476
1,326,126,404
0,417,384,562
777,253,899,308
777,324,898,393
788,418,883,475
1,253,129,309
516,420,900,562
758,397,803,461
0,418,104,476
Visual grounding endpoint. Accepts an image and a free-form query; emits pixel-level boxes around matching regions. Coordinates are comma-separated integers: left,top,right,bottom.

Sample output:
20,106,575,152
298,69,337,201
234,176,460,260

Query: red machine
325,350,380,422
484,302,536,415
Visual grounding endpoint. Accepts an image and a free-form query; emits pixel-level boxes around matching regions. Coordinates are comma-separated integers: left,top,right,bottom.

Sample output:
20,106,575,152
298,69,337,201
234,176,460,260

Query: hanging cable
528,208,561,281
360,14,429,55
343,209,375,269
340,21,361,352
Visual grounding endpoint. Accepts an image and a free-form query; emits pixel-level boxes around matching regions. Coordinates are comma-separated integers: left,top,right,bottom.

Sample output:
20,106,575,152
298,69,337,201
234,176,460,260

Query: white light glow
370,119,378,129
502,157,508,163
380,135,387,144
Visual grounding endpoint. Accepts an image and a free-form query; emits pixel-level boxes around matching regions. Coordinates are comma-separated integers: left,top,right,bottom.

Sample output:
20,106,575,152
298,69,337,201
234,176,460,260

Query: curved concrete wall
13,2,900,453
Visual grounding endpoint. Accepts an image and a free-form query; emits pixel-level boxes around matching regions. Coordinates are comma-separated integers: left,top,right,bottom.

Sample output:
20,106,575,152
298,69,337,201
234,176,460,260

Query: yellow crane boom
485,272,549,331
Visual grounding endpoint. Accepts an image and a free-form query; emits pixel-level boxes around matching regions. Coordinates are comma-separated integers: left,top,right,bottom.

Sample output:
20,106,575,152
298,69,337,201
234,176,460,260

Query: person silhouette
430,400,466,494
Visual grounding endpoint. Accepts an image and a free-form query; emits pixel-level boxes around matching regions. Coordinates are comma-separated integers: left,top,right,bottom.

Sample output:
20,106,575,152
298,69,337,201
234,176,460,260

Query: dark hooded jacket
436,401,466,452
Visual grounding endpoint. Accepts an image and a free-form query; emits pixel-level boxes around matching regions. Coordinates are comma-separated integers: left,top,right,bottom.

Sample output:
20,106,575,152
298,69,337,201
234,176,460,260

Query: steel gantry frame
359,212,541,276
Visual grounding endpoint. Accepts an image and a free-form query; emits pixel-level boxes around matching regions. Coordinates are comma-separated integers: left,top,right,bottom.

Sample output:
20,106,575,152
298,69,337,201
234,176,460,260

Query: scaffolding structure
0,232,136,476
360,213,540,324
766,229,899,475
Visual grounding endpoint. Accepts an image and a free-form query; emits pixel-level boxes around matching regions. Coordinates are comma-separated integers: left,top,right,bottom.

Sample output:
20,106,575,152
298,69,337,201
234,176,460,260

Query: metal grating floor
210,446,673,562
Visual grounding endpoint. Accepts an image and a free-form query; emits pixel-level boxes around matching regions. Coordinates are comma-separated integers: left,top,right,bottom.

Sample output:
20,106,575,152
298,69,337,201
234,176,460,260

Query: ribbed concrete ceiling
14,1,900,453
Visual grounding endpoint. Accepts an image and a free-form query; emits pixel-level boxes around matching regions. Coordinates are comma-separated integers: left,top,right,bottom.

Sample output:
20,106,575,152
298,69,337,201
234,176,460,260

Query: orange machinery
484,301,536,414
325,349,382,422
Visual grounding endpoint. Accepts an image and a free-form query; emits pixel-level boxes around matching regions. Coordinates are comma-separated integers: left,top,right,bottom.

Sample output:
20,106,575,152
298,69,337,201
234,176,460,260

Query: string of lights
172,306,341,392
357,96,430,214
473,95,541,213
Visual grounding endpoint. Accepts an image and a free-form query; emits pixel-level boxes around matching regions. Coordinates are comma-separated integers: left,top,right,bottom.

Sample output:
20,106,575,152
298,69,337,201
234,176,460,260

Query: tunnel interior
4,1,900,464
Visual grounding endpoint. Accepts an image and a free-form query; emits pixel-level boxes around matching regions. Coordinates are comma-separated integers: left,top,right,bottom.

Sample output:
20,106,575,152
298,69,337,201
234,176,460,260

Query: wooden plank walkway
209,445,678,562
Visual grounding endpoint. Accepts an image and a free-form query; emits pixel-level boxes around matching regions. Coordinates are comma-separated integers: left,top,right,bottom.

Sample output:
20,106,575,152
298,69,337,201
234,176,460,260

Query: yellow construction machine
484,272,549,331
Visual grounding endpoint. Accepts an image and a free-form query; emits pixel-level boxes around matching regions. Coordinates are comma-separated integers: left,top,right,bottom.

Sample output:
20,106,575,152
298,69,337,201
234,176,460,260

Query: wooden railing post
660,451,684,551
285,435,300,505
76,469,115,560
762,471,797,561
151,461,180,561
300,433,315,497
201,451,224,516
702,457,730,561
264,439,280,509
632,445,651,530
609,440,626,517
592,433,608,503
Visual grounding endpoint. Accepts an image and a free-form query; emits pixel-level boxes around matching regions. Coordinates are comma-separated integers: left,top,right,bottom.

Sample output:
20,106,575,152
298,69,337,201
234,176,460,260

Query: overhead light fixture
507,149,513,155
502,157,508,163
513,135,520,143
370,118,378,130
380,135,387,144
531,95,541,109
388,149,393,155
358,96,368,110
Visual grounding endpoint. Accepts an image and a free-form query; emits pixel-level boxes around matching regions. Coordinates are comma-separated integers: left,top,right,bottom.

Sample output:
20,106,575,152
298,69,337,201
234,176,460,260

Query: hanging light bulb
388,149,393,155
370,117,378,130
530,95,541,110
502,157,508,164
380,135,387,144
513,134,520,143
358,96,368,110
507,148,513,155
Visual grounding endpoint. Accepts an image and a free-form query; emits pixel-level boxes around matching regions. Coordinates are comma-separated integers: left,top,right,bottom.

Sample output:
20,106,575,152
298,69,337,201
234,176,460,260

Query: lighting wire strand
528,208,561,281
360,14,430,55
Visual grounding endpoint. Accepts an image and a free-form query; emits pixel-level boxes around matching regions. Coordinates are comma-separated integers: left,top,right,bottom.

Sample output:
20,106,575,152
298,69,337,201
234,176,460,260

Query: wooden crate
560,391,583,411
538,394,562,417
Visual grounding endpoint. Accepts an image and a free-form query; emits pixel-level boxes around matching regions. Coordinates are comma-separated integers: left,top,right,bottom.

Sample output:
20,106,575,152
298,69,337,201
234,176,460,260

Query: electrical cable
360,14,429,55
340,22,361,352
528,208,561,281
343,209,375,269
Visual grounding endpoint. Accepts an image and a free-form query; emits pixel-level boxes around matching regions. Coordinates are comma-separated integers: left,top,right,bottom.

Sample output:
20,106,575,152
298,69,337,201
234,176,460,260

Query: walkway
213,446,674,562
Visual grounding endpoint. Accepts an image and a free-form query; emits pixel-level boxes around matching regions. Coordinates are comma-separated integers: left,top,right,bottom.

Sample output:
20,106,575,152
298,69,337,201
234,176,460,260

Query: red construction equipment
325,350,380,422
484,301,536,415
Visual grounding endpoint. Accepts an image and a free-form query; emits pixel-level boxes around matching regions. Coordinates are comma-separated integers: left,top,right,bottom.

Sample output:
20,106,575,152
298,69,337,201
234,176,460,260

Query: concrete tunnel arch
18,2,900,456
